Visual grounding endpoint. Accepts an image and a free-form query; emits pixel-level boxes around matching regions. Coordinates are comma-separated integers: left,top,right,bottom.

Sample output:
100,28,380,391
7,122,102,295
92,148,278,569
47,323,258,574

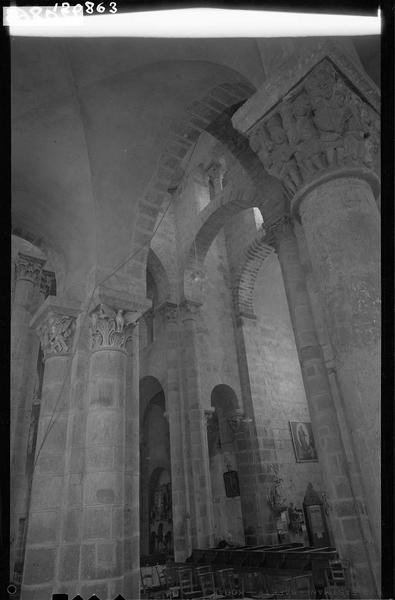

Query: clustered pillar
21,290,146,600
22,299,79,599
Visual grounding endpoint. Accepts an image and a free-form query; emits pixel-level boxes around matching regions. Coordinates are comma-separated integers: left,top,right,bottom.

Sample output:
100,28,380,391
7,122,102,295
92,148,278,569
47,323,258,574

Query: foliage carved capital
89,303,139,352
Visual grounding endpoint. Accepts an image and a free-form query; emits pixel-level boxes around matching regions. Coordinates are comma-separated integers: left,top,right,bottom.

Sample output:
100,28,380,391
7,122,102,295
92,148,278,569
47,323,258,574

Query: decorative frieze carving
38,313,76,358
249,59,380,195
89,303,139,351
15,253,45,285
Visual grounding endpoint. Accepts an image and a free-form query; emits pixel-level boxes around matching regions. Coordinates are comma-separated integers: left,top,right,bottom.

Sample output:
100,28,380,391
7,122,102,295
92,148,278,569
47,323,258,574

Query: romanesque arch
129,78,258,287
139,377,172,558
181,175,274,315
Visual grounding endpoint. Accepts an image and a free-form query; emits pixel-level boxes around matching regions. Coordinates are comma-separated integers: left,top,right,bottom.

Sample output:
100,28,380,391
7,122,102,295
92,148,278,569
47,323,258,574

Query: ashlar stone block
59,544,81,581
23,546,56,584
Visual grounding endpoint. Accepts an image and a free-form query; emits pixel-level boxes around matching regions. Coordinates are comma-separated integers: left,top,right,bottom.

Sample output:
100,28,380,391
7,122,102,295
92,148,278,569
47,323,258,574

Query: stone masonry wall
251,253,324,506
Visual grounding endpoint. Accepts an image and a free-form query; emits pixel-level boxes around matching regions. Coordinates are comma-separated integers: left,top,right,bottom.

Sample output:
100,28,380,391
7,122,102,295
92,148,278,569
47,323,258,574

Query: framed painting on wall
289,421,318,462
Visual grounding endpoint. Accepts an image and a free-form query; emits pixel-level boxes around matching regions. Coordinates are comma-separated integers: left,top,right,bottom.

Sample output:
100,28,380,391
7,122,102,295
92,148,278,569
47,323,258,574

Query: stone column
270,218,378,594
296,178,380,538
10,253,45,576
296,226,379,559
159,302,190,561
78,291,145,600
233,42,380,598
179,300,215,549
22,298,79,600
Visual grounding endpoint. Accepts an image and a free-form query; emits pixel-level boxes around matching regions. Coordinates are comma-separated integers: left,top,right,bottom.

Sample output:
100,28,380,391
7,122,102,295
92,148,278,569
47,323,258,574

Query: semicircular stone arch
233,230,275,319
182,166,261,302
139,375,167,426
126,79,257,292
211,384,240,414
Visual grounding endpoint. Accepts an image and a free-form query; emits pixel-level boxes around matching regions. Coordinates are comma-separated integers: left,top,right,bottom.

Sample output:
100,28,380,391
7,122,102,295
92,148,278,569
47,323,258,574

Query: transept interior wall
251,253,324,507
10,35,381,600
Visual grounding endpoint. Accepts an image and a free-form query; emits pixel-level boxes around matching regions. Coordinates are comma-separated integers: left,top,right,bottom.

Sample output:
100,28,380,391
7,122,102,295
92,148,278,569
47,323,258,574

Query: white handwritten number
85,1,94,14
109,2,117,13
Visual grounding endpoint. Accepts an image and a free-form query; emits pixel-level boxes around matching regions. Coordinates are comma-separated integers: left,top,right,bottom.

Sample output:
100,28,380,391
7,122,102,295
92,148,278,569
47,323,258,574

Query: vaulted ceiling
11,36,379,300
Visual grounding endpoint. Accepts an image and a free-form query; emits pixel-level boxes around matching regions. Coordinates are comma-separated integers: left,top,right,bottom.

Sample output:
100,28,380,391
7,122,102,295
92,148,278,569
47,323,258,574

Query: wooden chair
163,563,181,599
281,573,313,599
215,567,243,598
140,565,168,599
258,572,292,599
178,566,203,599
324,560,352,599
195,565,213,575
197,569,218,599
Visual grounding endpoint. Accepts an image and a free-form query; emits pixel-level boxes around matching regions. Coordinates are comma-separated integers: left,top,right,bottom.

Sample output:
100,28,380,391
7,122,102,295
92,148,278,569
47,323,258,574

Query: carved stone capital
227,409,251,433
30,297,80,360
89,303,139,352
15,253,45,285
88,285,151,351
40,270,56,298
142,308,154,323
203,407,215,425
179,299,202,321
157,301,178,324
234,43,380,201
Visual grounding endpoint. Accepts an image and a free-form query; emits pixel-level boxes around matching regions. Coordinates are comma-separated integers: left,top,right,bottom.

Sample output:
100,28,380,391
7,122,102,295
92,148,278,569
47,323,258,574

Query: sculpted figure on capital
250,115,300,194
90,302,139,351
39,314,76,357
248,59,380,194
281,92,324,176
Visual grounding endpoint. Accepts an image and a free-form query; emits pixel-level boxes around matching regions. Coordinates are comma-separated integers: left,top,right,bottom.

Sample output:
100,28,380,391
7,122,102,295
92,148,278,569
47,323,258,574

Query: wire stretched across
32,137,201,470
